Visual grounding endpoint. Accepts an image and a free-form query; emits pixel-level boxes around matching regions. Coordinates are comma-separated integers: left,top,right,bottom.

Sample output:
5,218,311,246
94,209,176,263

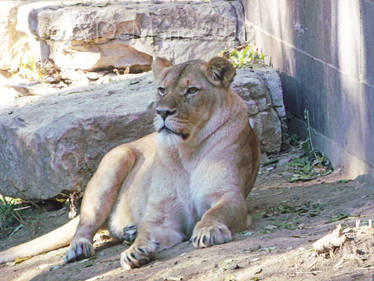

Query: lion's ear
206,57,236,88
152,57,173,82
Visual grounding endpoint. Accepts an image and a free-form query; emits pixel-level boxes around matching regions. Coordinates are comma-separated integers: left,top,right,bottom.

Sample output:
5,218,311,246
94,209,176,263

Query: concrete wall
241,0,374,177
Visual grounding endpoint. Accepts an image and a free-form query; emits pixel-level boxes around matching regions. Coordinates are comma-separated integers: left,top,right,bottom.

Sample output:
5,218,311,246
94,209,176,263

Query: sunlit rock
0,0,244,72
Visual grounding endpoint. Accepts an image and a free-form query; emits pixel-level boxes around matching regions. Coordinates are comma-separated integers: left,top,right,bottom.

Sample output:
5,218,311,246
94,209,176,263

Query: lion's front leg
65,145,137,262
192,191,248,248
120,208,185,270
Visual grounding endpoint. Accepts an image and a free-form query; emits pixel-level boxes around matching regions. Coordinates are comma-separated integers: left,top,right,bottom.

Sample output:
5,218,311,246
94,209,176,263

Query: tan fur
0,57,261,269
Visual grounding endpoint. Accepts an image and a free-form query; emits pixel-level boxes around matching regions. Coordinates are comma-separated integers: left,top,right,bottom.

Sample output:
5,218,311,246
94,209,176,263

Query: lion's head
152,57,236,145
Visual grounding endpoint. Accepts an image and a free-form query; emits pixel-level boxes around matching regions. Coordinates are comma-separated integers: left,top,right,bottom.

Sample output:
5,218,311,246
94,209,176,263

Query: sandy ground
1,148,374,281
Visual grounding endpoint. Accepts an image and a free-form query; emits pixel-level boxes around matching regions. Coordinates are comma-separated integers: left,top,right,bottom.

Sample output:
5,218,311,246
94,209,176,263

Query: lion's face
152,57,236,144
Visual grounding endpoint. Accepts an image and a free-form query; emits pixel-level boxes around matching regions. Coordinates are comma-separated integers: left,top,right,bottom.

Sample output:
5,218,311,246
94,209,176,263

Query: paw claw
65,237,94,263
137,247,145,253
120,241,158,270
192,221,232,249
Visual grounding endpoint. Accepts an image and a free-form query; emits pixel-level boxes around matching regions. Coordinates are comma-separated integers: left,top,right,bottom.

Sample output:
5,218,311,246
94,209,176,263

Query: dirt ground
1,147,374,281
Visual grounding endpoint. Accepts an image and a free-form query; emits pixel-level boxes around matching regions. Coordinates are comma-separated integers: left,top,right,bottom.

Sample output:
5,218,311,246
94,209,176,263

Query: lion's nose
156,108,176,120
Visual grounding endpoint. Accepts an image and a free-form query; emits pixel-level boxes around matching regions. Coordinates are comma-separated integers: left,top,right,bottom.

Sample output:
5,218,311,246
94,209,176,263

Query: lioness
0,57,260,269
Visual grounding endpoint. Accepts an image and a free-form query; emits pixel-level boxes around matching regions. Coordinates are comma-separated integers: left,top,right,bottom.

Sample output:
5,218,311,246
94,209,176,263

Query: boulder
0,68,284,199
0,74,156,199
233,68,283,153
0,0,244,72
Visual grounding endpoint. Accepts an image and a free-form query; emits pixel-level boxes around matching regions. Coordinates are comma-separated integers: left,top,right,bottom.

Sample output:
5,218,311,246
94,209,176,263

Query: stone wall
241,0,374,178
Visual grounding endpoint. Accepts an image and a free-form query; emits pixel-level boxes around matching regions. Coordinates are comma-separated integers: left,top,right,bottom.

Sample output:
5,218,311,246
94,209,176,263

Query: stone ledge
0,0,245,72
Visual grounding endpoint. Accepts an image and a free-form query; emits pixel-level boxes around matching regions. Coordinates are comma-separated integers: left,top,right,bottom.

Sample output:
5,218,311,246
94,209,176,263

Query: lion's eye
158,87,166,97
185,87,199,97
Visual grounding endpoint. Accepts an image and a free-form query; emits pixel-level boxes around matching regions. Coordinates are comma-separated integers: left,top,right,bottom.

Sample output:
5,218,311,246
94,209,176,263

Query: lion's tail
0,216,79,264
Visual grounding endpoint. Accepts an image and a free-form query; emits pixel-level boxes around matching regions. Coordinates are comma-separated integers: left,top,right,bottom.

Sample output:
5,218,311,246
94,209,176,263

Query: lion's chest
123,142,217,236
145,161,209,235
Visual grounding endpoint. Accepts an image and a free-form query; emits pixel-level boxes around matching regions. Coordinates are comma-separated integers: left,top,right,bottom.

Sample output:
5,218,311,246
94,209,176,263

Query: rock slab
0,0,244,72
0,74,156,199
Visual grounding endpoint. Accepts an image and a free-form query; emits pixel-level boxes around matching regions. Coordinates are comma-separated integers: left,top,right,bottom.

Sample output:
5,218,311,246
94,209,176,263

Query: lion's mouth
158,126,189,140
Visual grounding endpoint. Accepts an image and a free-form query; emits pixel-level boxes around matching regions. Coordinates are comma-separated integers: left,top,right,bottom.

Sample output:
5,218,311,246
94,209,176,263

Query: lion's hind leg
0,217,79,264
107,190,139,244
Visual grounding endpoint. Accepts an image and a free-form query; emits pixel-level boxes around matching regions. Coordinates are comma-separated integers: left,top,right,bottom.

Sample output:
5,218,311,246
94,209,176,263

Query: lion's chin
158,126,189,140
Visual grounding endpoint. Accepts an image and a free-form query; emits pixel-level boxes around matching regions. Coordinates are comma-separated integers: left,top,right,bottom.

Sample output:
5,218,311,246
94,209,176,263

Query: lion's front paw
65,237,95,263
191,220,232,248
120,241,159,270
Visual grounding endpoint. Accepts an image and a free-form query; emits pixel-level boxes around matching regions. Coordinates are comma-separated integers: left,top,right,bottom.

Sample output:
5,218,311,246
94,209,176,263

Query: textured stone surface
0,67,284,199
0,74,156,199
234,68,283,153
256,69,286,118
0,0,244,72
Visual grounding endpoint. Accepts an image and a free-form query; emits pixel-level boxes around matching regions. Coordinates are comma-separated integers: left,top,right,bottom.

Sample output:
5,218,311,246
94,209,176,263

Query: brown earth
1,147,373,281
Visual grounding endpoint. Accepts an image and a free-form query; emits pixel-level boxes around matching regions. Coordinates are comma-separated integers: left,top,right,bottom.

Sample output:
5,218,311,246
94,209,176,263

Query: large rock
0,74,156,199
0,68,284,200
0,0,244,72
234,68,283,153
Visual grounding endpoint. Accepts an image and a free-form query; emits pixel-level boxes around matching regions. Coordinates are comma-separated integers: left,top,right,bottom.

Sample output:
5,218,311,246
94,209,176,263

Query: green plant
337,179,351,184
0,195,18,237
265,202,324,217
271,219,301,230
221,43,267,68
9,36,51,82
288,109,332,183
327,213,349,223
289,134,300,146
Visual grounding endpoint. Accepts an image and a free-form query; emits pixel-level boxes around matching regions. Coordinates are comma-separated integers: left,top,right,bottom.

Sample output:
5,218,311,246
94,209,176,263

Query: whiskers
154,116,192,141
